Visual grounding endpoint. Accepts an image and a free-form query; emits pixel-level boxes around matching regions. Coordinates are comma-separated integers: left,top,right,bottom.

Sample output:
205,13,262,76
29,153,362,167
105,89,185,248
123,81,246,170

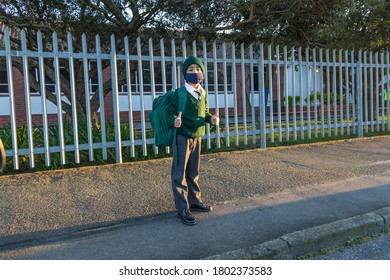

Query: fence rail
0,29,389,170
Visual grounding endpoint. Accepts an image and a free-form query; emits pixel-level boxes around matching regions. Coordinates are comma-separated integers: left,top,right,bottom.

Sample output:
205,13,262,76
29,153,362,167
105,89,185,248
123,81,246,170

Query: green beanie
182,56,205,76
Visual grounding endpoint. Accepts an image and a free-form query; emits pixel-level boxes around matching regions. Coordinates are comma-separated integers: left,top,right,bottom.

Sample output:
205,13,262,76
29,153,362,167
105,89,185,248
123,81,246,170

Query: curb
204,206,390,260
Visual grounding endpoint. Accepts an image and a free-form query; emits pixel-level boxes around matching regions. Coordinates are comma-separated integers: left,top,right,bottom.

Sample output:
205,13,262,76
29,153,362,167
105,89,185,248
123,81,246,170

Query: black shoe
189,202,212,212
178,209,196,226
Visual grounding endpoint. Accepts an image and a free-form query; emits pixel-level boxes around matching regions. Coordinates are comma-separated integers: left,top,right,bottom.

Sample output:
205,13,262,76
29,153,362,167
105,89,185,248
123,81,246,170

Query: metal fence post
259,43,266,148
357,50,364,138
52,32,66,165
96,34,108,160
110,34,123,163
67,32,80,164
82,34,94,161
4,29,19,170
37,31,50,166
21,30,35,168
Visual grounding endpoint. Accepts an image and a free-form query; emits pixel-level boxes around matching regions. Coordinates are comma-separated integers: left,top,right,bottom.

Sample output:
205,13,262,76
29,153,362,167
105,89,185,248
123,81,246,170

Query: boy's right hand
174,112,182,128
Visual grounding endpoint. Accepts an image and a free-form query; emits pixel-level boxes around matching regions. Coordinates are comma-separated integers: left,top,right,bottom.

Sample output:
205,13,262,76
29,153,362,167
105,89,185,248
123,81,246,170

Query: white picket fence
0,29,389,170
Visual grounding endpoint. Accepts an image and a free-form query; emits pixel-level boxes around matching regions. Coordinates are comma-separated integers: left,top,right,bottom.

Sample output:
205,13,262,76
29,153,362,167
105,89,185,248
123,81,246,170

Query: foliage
305,92,322,104
1,1,388,50
283,95,301,106
305,92,348,105
282,92,349,106
314,0,390,51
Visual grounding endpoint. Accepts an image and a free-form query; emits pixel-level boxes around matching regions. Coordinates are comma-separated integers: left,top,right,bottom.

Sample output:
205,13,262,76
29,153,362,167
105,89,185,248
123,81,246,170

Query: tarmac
0,136,389,260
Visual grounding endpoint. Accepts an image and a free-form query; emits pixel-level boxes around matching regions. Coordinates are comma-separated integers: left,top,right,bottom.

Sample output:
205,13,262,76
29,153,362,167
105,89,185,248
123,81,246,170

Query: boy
168,56,219,226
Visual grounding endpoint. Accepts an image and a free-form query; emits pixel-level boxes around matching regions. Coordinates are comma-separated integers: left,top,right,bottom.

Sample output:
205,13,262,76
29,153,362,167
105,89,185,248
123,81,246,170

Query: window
89,61,99,94
118,63,175,95
253,65,269,92
0,63,8,95
29,63,68,95
206,65,233,93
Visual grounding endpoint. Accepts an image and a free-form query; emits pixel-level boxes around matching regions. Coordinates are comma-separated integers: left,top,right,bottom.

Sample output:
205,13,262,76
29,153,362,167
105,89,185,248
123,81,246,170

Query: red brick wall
1,68,67,128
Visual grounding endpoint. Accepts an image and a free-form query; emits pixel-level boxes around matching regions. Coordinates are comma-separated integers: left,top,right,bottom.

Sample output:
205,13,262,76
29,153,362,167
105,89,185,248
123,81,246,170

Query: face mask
185,72,204,84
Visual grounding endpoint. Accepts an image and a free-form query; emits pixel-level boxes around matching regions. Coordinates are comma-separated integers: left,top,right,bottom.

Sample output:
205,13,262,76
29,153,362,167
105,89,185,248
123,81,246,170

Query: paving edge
204,206,390,260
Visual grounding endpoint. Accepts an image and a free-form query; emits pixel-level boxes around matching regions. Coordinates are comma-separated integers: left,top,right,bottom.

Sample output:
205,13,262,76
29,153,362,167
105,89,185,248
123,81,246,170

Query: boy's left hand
211,113,220,126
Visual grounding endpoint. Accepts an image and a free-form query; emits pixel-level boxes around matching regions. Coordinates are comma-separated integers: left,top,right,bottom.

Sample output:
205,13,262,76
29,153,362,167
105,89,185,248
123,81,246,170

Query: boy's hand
174,112,182,128
211,113,220,126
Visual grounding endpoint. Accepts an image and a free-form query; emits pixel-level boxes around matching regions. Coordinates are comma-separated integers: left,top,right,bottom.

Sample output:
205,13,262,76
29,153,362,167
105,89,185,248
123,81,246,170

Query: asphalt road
313,232,390,260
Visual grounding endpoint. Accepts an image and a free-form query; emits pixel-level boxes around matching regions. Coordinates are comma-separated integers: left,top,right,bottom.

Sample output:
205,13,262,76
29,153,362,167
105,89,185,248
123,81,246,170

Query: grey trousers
171,134,202,210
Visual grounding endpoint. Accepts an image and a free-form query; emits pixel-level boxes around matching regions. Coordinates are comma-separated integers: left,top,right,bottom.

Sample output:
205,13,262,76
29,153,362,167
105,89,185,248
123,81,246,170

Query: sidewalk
0,136,389,259
206,203,390,260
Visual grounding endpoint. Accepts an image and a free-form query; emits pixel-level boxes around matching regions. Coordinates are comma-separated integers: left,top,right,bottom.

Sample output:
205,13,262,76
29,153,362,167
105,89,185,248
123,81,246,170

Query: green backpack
149,87,187,147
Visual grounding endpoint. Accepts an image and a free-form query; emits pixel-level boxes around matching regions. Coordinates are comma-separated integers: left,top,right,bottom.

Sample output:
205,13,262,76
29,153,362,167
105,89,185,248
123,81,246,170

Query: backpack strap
177,87,188,116
173,87,188,166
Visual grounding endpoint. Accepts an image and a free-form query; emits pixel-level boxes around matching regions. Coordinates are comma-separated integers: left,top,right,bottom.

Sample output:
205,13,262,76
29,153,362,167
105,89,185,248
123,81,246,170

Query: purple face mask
185,72,204,84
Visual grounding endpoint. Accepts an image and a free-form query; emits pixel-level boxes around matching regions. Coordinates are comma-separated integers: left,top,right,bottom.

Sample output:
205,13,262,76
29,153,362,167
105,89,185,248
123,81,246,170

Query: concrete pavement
206,204,390,260
0,136,389,259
